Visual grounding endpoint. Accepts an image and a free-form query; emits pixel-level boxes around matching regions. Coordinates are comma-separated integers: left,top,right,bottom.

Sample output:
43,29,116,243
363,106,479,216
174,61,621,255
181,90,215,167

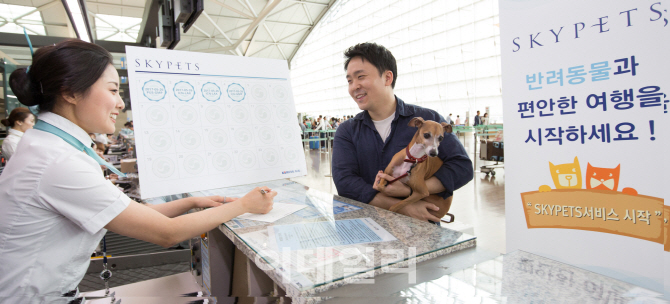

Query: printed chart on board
125,46,306,198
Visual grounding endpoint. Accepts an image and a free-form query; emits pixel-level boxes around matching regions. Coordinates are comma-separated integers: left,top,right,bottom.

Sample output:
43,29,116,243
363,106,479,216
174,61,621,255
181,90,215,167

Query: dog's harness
387,146,428,184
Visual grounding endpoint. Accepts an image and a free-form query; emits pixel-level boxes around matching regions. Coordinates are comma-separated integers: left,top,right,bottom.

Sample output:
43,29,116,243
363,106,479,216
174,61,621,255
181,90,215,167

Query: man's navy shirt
333,96,473,204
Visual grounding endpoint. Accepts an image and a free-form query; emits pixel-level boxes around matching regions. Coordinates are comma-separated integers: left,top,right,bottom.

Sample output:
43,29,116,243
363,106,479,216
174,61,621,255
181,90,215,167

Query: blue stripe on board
135,70,286,80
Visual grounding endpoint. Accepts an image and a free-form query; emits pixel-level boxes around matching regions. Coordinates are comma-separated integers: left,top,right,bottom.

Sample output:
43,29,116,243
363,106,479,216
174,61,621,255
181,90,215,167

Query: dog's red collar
404,145,427,164
386,146,427,185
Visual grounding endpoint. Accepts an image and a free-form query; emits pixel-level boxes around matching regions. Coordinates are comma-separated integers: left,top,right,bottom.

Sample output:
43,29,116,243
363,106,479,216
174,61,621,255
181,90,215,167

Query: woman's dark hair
344,42,398,88
9,39,114,112
1,107,35,128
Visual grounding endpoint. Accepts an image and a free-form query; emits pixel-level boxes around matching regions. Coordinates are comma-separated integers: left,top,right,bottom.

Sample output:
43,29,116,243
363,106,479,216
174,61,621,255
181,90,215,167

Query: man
315,116,331,148
446,113,453,125
474,111,481,126
299,119,306,139
333,43,473,222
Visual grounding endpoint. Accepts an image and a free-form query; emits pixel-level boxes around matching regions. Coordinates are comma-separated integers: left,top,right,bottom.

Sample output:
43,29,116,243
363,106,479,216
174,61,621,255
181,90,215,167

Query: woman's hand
192,195,238,209
239,186,275,214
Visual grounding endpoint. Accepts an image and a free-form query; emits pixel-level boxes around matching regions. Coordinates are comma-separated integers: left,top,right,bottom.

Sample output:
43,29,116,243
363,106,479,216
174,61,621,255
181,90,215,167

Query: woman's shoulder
11,130,91,171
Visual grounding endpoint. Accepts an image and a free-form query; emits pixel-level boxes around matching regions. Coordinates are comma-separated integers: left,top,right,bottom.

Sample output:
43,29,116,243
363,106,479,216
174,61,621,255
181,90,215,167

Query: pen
260,189,266,195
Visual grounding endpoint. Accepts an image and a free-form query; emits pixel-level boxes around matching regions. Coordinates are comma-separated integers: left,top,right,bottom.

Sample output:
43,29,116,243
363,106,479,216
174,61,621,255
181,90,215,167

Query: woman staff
0,39,275,302
1,107,36,160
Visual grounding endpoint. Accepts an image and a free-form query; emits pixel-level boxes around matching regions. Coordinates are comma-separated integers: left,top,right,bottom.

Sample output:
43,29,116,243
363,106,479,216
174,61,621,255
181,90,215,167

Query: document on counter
268,218,397,250
236,202,306,222
293,200,362,219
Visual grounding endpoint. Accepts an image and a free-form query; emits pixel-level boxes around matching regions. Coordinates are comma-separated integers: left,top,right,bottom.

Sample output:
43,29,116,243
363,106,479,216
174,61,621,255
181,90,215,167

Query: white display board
125,47,306,199
500,0,668,292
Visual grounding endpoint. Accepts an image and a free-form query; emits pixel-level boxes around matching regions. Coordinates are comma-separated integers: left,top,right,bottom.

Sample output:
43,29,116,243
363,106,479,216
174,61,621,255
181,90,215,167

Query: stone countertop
191,179,476,300
380,250,666,303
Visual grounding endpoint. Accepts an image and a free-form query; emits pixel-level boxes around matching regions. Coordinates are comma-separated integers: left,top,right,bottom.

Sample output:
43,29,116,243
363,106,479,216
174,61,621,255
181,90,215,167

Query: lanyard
33,120,126,177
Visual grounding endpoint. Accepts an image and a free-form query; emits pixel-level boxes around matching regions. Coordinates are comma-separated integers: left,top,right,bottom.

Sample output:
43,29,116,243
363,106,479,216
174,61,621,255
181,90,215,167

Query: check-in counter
80,178,662,303
189,180,476,301
185,179,662,303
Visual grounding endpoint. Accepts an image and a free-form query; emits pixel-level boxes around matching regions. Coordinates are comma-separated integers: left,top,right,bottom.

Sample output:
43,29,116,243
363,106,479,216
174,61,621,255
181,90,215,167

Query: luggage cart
480,161,504,176
474,126,504,176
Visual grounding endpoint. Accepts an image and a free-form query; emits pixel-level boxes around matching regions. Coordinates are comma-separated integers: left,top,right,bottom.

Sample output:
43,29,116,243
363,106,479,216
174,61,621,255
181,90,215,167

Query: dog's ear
408,117,425,128
441,122,452,134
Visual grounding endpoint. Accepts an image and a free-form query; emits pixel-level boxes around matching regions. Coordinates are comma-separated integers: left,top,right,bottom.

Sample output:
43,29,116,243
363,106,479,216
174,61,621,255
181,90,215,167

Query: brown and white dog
377,117,454,221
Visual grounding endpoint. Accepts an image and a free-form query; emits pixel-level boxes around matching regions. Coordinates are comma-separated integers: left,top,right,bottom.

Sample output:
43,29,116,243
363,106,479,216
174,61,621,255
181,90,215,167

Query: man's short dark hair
344,42,398,89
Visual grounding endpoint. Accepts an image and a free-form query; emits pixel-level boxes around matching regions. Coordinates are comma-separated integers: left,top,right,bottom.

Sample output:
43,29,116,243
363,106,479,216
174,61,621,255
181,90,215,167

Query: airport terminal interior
0,0,665,303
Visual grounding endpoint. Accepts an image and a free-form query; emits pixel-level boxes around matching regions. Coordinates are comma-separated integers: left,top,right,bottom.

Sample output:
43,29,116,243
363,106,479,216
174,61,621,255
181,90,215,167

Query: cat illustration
586,163,638,195
539,156,581,192
586,163,620,191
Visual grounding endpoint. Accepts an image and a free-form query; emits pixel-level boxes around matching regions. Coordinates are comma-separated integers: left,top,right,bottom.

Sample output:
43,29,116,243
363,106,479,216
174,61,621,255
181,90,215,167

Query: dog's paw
389,204,402,213
538,185,552,192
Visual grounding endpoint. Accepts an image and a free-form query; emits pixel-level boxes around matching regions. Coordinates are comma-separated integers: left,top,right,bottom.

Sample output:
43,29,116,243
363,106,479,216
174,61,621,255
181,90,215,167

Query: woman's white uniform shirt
2,128,24,160
0,112,131,300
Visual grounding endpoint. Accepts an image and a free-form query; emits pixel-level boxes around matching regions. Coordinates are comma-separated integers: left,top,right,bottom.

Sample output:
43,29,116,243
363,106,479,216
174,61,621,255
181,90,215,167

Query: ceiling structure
0,0,336,67
170,0,335,62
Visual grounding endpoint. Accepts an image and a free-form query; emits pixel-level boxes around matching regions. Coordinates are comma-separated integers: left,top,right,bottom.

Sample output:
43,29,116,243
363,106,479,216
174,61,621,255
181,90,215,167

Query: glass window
290,0,503,123
94,14,142,42
0,4,46,35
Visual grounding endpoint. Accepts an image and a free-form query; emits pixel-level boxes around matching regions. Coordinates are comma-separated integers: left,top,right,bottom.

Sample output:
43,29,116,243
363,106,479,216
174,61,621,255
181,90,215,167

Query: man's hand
397,200,441,222
373,171,411,198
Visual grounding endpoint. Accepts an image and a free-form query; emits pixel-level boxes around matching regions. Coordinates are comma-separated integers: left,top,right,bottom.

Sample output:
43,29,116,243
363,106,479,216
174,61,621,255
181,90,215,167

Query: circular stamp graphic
183,154,205,175
227,83,246,102
146,105,169,126
180,130,202,149
262,148,279,166
257,126,275,145
208,128,228,148
254,106,272,123
205,105,224,124
251,84,268,101
173,81,195,101
211,152,233,172
231,105,250,124
149,131,172,152
234,127,253,146
283,147,300,163
273,85,288,102
238,149,256,169
280,125,295,142
177,105,198,125
201,82,222,102
152,156,175,178
142,80,167,101
276,105,292,121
